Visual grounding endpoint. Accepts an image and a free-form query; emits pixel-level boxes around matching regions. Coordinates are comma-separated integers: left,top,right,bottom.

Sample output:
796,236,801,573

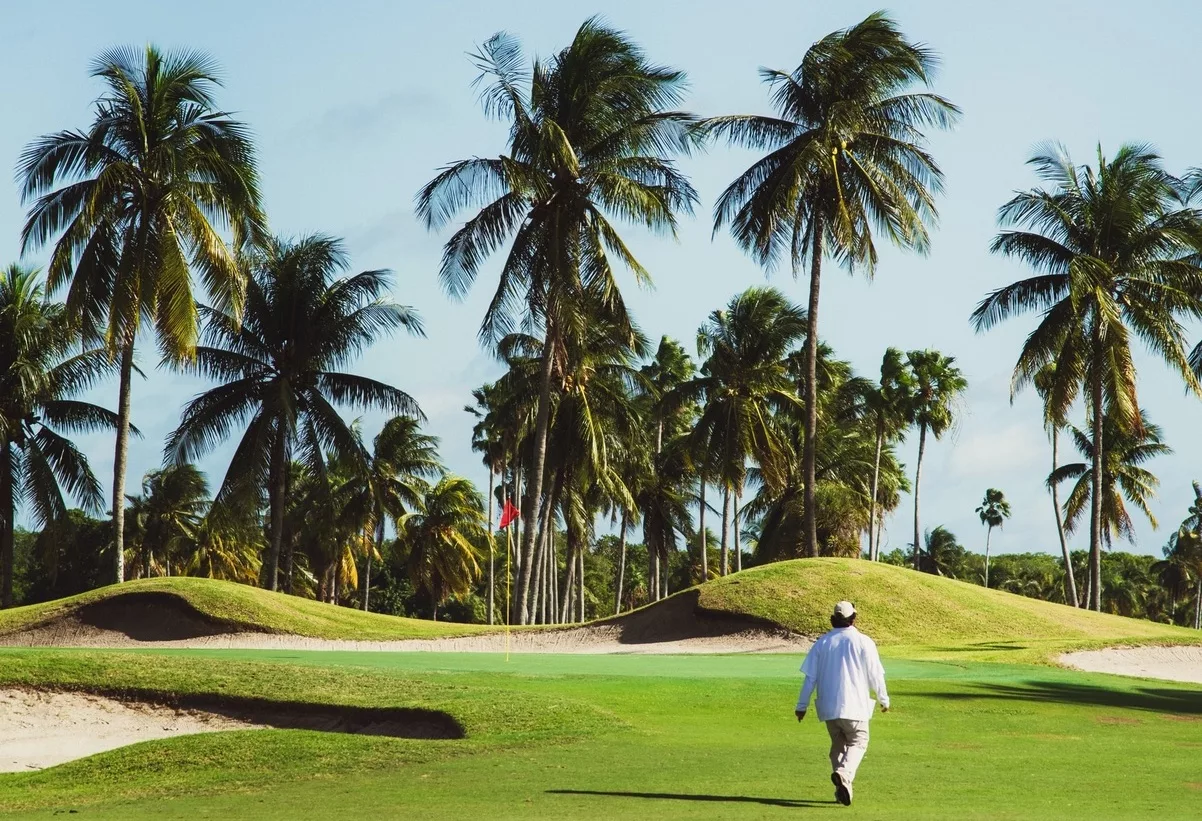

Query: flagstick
505,525,512,662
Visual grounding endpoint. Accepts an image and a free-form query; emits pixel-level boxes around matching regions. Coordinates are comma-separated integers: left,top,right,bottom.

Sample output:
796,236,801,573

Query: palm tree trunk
513,463,523,609
530,493,546,624
720,487,730,576
869,425,884,561
698,479,707,583
912,423,928,570
267,422,287,592
486,467,495,625
1195,578,1201,631
734,486,742,572
578,547,585,622
801,216,824,560
1050,428,1079,607
550,525,559,623
518,331,556,625
984,526,992,588
1088,356,1104,612
363,519,383,611
1,442,13,609
560,517,575,623
561,549,575,623
615,508,628,615
542,517,553,624
112,340,135,585
649,539,658,601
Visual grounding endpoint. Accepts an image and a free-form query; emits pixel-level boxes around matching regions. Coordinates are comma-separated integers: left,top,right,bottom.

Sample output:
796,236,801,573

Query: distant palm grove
4,13,1202,632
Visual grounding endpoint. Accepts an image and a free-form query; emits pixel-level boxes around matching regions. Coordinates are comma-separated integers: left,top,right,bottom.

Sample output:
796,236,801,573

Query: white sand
1061,645,1202,684
6,623,810,655
0,688,261,772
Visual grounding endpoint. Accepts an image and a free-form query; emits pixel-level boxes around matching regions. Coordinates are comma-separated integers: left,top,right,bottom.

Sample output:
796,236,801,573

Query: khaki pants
824,719,870,784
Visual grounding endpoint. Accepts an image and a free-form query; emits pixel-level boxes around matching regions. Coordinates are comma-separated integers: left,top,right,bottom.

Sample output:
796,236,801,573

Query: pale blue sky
3,0,1201,558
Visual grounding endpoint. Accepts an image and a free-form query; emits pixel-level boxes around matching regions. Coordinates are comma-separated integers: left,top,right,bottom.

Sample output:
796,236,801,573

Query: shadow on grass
929,680,1202,715
927,642,1031,653
548,790,836,808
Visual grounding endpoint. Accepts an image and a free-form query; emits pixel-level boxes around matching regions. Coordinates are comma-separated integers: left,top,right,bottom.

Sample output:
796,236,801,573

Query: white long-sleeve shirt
796,626,889,722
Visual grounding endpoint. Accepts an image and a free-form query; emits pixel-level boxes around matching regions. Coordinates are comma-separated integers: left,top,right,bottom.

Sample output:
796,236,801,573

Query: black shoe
831,772,851,806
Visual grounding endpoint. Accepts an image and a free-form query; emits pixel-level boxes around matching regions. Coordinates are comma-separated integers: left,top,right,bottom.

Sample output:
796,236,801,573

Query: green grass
6,560,1198,659
0,577,492,640
696,558,1202,659
0,648,1199,819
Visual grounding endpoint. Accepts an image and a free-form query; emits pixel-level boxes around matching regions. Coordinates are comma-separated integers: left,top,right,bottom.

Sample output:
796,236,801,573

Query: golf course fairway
1,561,1199,819
0,648,1197,819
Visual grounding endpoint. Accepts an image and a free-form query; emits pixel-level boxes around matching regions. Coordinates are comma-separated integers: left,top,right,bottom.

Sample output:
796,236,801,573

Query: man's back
799,626,888,722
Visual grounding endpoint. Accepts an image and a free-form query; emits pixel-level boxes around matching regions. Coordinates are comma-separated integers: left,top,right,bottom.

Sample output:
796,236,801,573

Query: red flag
498,500,520,529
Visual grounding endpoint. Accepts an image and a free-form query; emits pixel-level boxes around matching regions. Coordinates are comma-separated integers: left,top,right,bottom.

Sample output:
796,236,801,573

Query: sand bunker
2,590,812,654
1062,645,1202,685
0,688,258,772
0,688,463,772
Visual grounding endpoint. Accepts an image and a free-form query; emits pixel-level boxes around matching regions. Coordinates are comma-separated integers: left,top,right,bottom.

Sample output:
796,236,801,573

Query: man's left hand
795,710,806,722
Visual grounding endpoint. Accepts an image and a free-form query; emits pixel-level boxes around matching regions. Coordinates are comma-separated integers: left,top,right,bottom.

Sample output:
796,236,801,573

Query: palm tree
1154,521,1202,629
683,287,805,574
126,464,208,577
971,144,1202,610
636,337,696,594
338,416,441,611
417,19,699,623
399,476,487,621
975,488,1011,588
183,502,262,585
166,235,423,592
0,265,114,606
1050,412,1169,560
1033,362,1079,606
465,385,505,623
865,348,914,561
907,349,966,569
19,46,266,584
748,343,906,561
705,11,958,558
922,525,965,577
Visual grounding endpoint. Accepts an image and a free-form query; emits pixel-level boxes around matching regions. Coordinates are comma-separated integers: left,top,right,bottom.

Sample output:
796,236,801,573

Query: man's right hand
880,705,891,713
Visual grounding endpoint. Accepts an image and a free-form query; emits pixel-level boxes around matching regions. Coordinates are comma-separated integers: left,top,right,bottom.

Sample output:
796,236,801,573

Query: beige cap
832,600,856,619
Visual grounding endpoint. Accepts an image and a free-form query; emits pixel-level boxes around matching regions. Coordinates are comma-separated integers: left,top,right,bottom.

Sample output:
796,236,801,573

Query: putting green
0,648,1198,820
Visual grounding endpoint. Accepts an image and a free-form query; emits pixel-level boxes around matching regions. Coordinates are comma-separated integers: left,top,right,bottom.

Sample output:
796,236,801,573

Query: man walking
795,601,890,807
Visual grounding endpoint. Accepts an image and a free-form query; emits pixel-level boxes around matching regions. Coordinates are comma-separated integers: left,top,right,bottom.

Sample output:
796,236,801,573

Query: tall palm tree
705,11,958,558
338,416,442,611
19,46,266,584
865,348,914,561
465,385,505,623
1034,362,1079,606
399,476,487,621
417,19,699,623
636,337,696,595
0,265,114,606
683,287,805,574
907,349,966,569
971,144,1202,610
1050,411,1169,556
166,234,423,591
125,464,208,577
975,488,1011,588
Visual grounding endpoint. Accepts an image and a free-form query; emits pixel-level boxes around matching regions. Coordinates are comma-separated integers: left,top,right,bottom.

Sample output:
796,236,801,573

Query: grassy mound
691,558,1200,652
0,577,491,641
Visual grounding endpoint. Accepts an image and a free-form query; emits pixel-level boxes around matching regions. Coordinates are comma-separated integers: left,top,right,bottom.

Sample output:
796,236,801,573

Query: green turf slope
0,577,490,641
692,558,1200,653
